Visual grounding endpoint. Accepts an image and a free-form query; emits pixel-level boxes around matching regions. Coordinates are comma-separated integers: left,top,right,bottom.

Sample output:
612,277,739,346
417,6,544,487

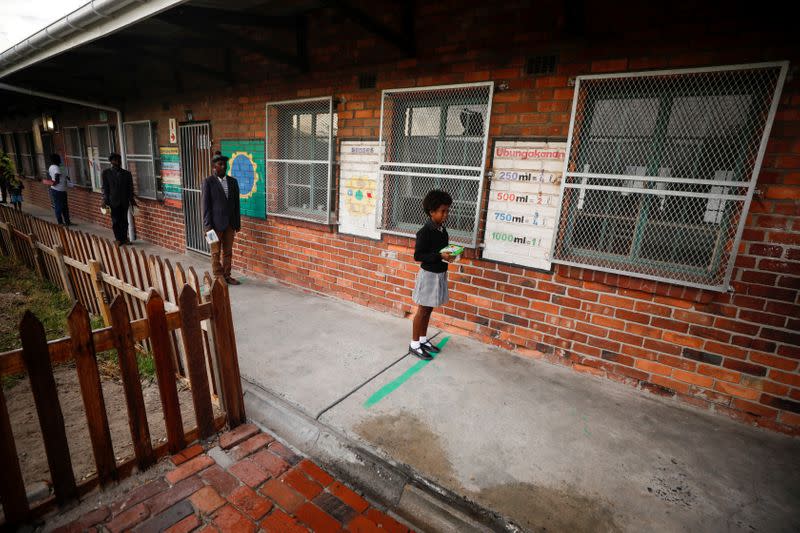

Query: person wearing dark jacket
102,153,136,245
202,152,241,285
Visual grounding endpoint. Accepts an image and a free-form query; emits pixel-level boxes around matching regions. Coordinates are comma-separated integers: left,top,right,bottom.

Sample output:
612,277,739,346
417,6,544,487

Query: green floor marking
364,336,450,408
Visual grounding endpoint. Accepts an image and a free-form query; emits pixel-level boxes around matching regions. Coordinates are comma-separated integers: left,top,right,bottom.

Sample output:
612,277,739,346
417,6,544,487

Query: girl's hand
441,252,454,262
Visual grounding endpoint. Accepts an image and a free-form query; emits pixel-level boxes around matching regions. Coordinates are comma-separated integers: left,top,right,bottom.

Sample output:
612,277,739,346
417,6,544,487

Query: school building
1,0,798,435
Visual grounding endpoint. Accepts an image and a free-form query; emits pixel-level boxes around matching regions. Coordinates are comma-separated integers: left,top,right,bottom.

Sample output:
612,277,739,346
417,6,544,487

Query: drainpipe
0,82,126,166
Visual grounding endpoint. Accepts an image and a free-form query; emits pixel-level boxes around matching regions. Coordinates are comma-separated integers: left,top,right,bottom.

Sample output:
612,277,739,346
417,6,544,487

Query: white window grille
378,82,494,246
87,124,115,191
123,120,157,199
265,97,337,223
552,62,788,291
64,127,90,187
14,131,35,178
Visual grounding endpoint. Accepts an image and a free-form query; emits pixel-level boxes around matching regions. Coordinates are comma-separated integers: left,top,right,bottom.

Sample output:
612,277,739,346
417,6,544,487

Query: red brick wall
3,1,798,435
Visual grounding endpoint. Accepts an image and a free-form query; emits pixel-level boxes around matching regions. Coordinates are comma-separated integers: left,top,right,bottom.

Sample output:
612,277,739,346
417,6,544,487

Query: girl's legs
413,305,433,342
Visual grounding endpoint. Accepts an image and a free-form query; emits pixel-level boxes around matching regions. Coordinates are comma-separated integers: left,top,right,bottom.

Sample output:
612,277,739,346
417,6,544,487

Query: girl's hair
49,153,61,165
422,189,453,215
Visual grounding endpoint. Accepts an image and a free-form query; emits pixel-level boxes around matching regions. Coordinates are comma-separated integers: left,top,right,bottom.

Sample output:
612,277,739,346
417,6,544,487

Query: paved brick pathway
53,425,414,532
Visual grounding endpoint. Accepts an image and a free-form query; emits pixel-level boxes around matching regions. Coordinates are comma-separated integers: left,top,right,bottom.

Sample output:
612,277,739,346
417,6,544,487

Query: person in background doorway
48,154,72,226
102,153,136,245
202,151,241,285
409,190,455,360
0,151,13,203
8,174,24,211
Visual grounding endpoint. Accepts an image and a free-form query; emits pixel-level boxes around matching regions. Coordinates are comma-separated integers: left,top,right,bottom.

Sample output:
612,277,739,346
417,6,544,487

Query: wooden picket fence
0,207,246,526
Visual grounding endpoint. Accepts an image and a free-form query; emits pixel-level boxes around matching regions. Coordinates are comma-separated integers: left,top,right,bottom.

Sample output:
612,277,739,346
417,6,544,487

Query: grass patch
0,255,114,388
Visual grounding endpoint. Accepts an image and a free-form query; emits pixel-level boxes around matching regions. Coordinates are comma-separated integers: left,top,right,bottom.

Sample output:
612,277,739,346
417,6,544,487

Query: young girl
410,189,455,360
8,174,24,211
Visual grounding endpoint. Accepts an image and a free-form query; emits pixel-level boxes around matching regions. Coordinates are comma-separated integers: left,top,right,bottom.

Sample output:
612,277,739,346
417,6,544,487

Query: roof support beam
157,11,305,72
325,0,415,57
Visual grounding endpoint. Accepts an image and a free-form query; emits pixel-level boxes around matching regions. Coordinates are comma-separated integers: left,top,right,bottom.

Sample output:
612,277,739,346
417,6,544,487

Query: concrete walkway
23,204,800,532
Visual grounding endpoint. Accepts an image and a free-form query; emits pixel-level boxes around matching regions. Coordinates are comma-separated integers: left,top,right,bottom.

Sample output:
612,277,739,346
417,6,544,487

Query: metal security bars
64,127,89,187
14,132,35,178
87,124,115,191
265,97,336,223
179,122,212,254
123,121,157,199
551,62,787,291
2,132,17,172
378,82,494,246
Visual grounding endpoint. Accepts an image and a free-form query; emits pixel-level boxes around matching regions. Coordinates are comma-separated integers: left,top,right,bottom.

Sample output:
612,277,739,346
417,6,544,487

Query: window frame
14,131,35,178
123,120,158,199
63,126,91,187
551,62,789,291
265,96,336,223
378,82,494,247
86,123,116,192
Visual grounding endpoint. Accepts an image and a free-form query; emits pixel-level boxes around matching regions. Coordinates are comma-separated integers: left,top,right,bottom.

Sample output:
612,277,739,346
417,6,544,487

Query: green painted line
364,336,450,408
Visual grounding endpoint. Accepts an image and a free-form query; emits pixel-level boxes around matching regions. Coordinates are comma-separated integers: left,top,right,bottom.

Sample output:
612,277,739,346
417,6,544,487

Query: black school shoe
421,340,440,354
409,344,433,360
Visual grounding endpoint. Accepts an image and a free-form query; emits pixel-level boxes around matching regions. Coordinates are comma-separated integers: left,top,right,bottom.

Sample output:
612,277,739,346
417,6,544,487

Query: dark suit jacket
202,174,240,233
102,167,134,208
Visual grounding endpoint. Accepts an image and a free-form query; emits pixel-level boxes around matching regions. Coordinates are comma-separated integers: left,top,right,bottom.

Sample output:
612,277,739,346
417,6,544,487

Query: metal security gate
179,122,212,254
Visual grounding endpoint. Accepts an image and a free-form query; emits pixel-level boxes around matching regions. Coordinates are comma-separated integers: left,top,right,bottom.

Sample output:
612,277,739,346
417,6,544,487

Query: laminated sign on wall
483,140,566,270
159,146,182,207
338,141,381,239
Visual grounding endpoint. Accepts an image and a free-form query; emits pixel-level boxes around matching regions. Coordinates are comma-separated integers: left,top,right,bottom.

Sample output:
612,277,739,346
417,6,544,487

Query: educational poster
221,139,266,219
338,141,381,239
483,140,566,270
159,146,182,207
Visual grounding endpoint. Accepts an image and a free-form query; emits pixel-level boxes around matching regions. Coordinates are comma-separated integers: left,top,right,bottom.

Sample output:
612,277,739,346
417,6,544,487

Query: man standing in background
102,152,136,245
202,151,241,285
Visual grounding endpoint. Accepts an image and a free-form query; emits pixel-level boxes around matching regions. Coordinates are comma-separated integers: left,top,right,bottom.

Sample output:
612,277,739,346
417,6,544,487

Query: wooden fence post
88,259,112,326
0,386,29,524
178,286,216,440
68,302,118,486
20,311,78,505
109,296,155,470
0,221,18,261
146,290,186,453
210,278,246,427
54,244,76,303
28,233,46,280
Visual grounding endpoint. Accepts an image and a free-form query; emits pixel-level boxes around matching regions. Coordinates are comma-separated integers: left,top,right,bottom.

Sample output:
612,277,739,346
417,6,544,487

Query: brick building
1,0,798,435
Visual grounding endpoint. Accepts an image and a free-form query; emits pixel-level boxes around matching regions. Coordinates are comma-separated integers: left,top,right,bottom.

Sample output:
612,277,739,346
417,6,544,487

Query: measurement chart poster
159,146,182,207
483,140,566,270
338,141,381,239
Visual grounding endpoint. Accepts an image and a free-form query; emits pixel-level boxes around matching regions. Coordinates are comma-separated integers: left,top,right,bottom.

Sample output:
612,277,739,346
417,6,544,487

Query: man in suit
202,152,241,285
102,153,135,245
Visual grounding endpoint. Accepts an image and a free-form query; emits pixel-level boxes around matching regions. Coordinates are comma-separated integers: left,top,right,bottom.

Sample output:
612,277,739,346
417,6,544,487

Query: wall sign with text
338,141,381,239
483,140,566,270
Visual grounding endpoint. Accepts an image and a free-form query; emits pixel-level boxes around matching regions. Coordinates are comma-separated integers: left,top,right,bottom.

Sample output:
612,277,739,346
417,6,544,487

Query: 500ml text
495,192,550,205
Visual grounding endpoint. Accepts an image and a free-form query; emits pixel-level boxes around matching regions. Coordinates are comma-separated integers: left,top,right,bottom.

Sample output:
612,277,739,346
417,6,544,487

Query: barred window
1,132,17,172
36,132,55,180
123,121,157,199
379,82,493,245
552,63,787,290
64,127,90,187
14,132,35,178
266,97,336,223
87,124,115,191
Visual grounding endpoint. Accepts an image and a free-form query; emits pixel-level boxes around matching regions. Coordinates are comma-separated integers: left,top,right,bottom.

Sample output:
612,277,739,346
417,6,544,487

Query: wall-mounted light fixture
185,110,194,121
41,113,56,132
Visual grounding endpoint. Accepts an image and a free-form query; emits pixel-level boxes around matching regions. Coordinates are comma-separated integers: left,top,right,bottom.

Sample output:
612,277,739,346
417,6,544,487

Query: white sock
419,336,428,344
410,340,421,349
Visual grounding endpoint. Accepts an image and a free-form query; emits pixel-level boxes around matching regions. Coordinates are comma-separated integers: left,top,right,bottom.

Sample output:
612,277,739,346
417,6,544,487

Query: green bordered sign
221,139,266,219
